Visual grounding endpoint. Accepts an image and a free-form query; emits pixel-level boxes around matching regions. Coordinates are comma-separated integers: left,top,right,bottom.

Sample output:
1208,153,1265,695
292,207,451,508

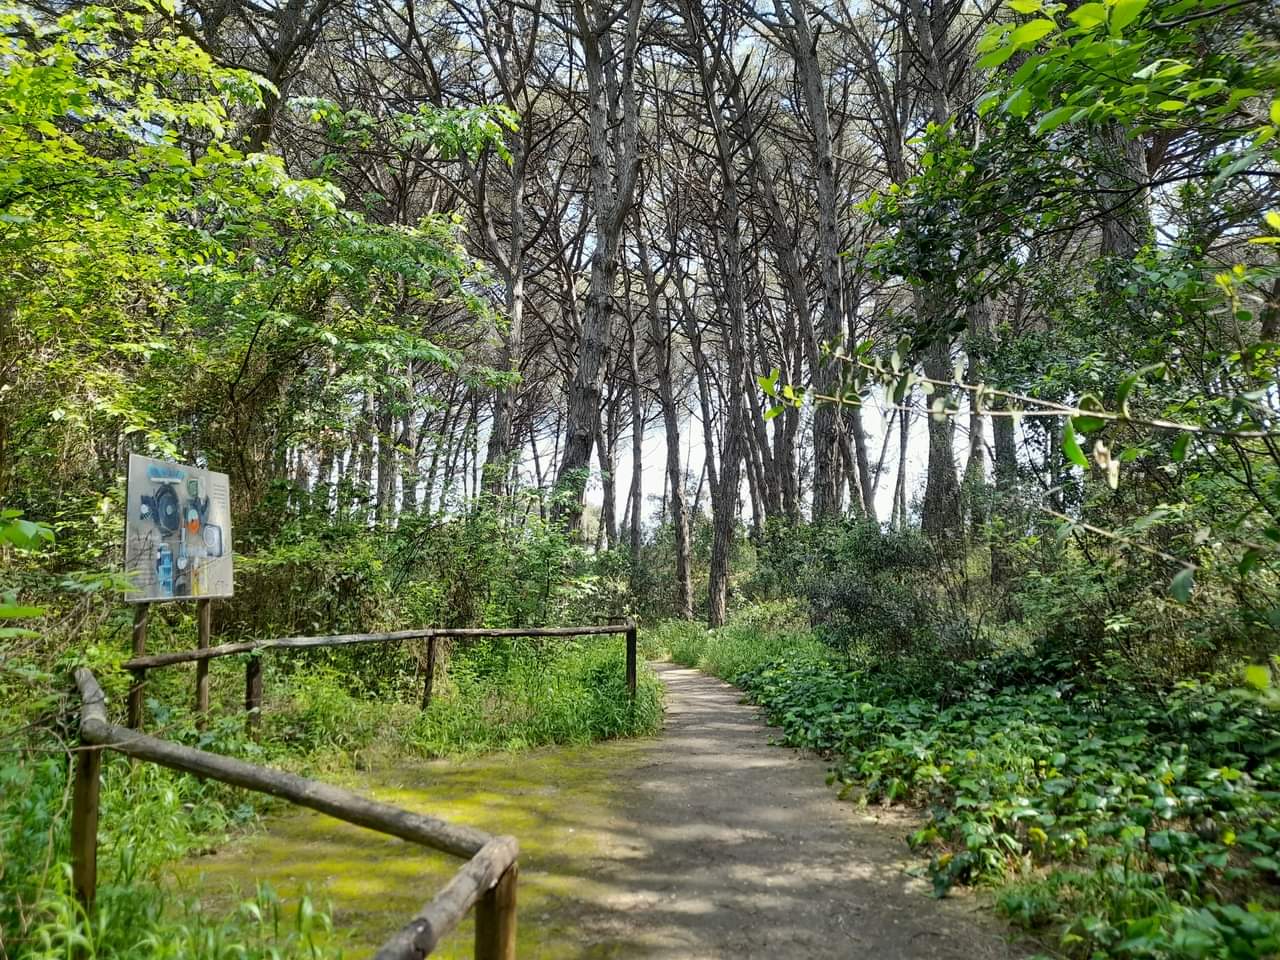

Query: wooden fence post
132,602,149,657
475,862,518,960
127,668,146,730
421,635,437,710
625,620,637,700
195,598,212,725
71,743,102,913
127,604,149,730
245,654,263,737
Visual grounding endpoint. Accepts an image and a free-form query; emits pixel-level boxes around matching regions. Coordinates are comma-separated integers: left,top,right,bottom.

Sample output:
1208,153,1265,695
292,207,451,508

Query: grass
653,604,1280,960
407,636,663,755
1,634,660,960
1,750,337,960
647,598,829,678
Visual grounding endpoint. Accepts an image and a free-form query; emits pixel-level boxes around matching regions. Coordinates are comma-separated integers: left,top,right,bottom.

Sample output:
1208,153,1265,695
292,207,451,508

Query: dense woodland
2,0,1279,956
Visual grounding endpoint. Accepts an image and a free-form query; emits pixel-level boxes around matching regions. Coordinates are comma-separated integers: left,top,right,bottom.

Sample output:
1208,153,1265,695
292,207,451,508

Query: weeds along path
177,663,1024,958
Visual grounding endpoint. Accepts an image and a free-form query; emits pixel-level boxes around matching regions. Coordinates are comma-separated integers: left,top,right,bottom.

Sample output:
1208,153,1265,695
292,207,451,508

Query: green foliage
651,600,829,679
751,520,973,665
262,667,401,757
833,0,1280,634
718,632,1280,958
1,627,654,958
0,744,338,959
979,0,1279,144
629,513,754,623
408,636,662,756
3,0,500,545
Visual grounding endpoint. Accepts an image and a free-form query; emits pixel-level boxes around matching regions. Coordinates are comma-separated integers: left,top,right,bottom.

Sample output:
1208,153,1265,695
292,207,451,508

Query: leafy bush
408,635,662,755
649,600,828,679
734,652,1280,958
750,520,996,672
261,666,411,758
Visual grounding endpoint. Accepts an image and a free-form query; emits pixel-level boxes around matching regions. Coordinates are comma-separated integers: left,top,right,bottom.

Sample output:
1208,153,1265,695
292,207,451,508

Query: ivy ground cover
736,656,1280,958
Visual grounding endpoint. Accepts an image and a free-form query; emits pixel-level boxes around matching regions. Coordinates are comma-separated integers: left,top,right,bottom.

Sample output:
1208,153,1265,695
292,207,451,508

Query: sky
569,389,942,529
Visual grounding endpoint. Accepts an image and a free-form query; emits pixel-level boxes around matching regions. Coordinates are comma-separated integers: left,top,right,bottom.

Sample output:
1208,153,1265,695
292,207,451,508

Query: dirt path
568,663,1021,958
180,664,1023,958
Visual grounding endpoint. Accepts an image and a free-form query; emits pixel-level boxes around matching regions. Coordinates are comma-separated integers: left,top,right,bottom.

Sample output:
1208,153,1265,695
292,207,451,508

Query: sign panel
125,454,233,602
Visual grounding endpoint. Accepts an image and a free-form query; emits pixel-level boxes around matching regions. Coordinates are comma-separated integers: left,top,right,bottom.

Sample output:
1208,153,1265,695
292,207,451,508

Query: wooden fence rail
119,621,637,733
71,668,518,959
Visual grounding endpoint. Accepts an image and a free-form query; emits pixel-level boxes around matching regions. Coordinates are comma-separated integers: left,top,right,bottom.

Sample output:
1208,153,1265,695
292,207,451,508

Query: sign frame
124,454,234,603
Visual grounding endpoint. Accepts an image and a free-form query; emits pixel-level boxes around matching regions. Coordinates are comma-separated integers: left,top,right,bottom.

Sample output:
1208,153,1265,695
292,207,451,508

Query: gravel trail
569,662,1024,959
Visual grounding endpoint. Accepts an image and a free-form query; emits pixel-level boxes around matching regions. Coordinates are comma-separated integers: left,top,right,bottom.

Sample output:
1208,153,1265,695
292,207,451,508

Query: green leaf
1035,106,1077,134
763,405,784,421
1062,418,1089,469
1009,18,1057,47
1068,2,1107,27
976,43,1018,70
1271,99,1280,124
1116,372,1138,413
1243,664,1271,691
757,368,780,396
1265,211,1280,233
1004,87,1034,117
1239,547,1264,576
1008,0,1043,11
0,605,45,619
1170,567,1195,603
1170,432,1191,462
1109,0,1148,32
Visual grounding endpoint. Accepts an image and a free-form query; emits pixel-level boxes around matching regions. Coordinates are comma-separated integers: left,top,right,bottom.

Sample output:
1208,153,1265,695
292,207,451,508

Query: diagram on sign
125,454,234,601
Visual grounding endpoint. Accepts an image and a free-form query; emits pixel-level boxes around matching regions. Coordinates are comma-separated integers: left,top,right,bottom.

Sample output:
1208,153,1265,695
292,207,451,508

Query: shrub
649,600,828,679
751,520,989,668
734,652,1280,958
407,635,661,755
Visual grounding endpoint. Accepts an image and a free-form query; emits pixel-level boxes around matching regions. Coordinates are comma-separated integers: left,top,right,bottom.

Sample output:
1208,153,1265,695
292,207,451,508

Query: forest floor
176,664,1026,958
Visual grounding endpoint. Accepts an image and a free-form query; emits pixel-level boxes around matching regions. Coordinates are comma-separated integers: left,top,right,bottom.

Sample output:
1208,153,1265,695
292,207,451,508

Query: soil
178,663,1027,959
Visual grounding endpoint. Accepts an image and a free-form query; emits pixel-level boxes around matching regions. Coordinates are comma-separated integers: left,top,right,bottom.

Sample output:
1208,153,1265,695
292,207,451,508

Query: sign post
123,454,233,731
125,454,233,603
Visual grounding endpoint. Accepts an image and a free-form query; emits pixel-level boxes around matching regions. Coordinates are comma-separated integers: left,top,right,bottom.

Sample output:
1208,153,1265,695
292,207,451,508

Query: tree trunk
920,337,962,541
677,0,746,628
784,0,843,520
893,401,910,530
400,408,419,515
1097,122,1152,258
596,398,618,549
628,323,644,583
962,300,993,536
637,226,693,619
356,394,374,521
553,0,643,531
483,131,528,494
375,388,396,524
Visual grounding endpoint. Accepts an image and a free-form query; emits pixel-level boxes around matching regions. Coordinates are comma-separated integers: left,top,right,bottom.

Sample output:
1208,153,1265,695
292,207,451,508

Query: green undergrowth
655,612,1280,959
1,735,339,959
2,635,658,959
408,636,663,755
647,600,828,678
176,738,654,958
255,635,662,761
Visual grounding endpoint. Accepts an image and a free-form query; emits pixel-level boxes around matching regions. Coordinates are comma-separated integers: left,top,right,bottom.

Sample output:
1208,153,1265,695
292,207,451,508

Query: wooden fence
71,620,639,957
72,668,518,958
119,621,638,733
